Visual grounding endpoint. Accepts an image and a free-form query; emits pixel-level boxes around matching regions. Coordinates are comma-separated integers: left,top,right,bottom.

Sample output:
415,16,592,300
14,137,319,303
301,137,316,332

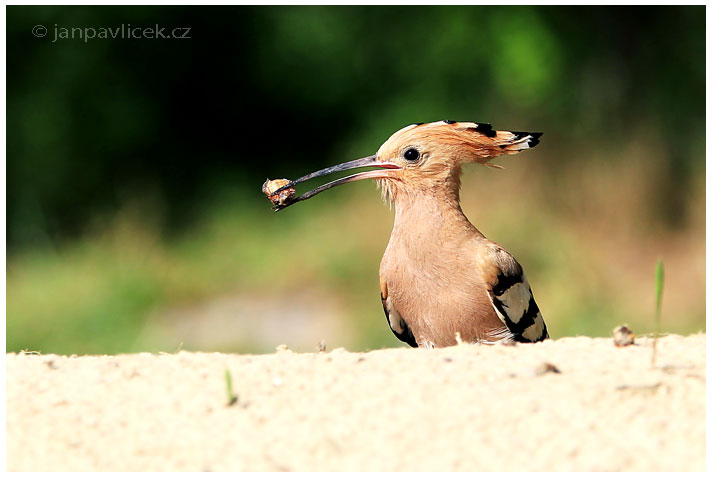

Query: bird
265,120,548,347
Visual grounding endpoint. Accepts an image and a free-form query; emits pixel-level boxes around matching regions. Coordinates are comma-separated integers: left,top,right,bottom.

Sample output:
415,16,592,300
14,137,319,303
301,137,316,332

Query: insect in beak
267,155,401,211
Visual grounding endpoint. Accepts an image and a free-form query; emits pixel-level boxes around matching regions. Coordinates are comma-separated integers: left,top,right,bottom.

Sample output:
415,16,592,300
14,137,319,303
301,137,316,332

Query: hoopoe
265,120,548,347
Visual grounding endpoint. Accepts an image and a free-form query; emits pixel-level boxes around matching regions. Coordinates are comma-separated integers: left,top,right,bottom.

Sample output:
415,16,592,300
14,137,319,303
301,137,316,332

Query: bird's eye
403,148,420,162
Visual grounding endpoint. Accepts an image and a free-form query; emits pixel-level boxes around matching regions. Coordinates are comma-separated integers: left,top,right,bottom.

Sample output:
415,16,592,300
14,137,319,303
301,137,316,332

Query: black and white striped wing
484,249,548,343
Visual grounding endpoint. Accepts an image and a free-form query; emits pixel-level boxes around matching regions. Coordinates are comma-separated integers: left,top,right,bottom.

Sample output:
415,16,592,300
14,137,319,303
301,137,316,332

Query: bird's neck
390,189,484,243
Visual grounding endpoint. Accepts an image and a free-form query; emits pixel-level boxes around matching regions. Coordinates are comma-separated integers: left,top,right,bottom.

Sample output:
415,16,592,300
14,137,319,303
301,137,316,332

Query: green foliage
6,5,705,245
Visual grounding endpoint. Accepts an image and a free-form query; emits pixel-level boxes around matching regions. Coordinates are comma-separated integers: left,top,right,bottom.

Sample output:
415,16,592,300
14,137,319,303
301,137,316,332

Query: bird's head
270,120,542,210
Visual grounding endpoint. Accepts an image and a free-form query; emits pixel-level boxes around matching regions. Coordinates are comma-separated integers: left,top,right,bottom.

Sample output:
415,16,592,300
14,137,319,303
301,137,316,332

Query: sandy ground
6,334,706,472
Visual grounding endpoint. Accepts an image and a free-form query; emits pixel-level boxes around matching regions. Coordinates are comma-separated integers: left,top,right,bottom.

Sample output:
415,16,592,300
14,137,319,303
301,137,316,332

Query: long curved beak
271,155,400,211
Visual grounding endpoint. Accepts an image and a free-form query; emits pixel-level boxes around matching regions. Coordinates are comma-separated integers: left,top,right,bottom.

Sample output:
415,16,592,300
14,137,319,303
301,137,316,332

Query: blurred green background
6,5,705,354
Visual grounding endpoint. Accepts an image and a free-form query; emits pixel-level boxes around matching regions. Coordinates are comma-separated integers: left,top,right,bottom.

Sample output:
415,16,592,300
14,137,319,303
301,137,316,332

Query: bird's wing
380,279,418,348
478,244,549,343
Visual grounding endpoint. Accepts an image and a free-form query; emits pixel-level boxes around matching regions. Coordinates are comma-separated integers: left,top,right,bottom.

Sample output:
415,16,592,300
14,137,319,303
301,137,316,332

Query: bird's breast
379,232,499,346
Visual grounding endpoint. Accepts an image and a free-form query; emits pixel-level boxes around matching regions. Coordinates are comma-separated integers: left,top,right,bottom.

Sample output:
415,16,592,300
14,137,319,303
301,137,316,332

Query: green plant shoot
652,259,664,366
225,369,238,406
